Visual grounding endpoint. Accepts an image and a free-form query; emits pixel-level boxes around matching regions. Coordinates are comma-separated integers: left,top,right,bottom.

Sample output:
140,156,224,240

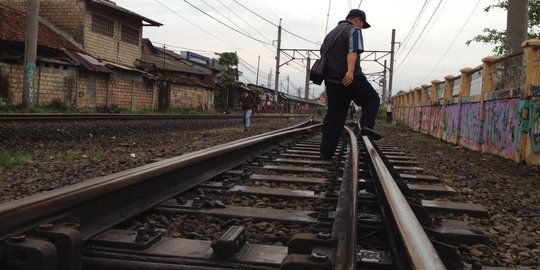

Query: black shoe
244,127,248,132
361,127,382,140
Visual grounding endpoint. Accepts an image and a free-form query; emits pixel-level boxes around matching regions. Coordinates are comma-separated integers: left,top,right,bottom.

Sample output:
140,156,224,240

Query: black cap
347,9,371,29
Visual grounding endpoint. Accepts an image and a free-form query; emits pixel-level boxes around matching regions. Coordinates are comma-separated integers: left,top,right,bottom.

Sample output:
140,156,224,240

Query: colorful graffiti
413,107,422,131
442,104,460,143
429,106,443,138
483,99,522,159
25,63,36,105
460,102,482,150
421,106,431,134
531,99,540,153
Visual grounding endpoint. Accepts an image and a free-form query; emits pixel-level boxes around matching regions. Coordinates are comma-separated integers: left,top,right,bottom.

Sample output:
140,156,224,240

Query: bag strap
321,25,352,56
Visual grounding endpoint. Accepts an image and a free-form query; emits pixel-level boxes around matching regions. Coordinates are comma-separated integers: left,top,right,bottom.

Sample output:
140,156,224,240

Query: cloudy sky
113,0,507,99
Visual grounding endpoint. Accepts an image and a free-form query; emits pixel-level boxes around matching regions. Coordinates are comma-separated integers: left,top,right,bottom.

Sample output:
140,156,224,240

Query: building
0,0,219,112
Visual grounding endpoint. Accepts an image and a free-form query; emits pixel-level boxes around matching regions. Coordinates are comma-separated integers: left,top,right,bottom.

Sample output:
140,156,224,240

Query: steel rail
332,126,358,270
0,120,319,240
362,135,446,269
0,113,307,122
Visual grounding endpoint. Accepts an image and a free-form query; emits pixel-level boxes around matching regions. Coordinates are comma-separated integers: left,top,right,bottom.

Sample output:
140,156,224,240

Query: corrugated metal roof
63,50,113,73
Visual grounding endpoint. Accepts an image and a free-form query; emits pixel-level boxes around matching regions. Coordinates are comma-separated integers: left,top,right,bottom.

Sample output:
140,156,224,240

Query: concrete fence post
459,68,473,98
414,87,422,105
481,56,499,98
443,75,455,102
421,84,430,103
431,80,441,102
521,39,540,164
522,39,540,97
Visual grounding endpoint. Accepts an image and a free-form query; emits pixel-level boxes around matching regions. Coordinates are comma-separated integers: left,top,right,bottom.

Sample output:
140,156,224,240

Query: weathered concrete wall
392,39,540,165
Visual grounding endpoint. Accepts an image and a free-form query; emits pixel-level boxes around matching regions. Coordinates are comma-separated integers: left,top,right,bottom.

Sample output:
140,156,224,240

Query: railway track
0,119,498,269
0,113,300,122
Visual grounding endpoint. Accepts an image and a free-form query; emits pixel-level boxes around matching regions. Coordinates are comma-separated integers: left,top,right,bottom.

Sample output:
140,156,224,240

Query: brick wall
170,84,212,110
1,0,86,41
84,11,142,67
3,1,143,68
0,62,23,105
0,61,79,107
108,71,157,111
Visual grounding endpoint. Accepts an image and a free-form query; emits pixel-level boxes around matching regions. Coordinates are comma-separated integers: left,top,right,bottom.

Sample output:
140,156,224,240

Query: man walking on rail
238,90,256,131
319,9,381,160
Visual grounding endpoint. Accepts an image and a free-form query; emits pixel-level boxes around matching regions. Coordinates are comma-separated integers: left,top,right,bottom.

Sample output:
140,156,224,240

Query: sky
113,0,507,99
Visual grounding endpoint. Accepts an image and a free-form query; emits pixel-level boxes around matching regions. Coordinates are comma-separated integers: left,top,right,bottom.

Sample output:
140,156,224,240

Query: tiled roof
0,4,80,52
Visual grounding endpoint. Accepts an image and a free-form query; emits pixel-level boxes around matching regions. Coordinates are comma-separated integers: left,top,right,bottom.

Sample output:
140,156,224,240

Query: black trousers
320,75,380,157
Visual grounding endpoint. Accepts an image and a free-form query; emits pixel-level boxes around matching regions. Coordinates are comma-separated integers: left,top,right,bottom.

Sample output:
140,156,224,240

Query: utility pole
382,60,387,103
22,0,39,112
274,19,282,107
256,55,260,86
388,29,396,98
267,68,272,89
506,0,528,55
287,76,290,95
304,55,311,100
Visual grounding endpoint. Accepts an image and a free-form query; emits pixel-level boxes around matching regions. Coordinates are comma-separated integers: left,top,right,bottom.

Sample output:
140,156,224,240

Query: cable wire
395,0,429,58
232,0,318,45
183,0,272,45
394,0,444,72
154,0,242,50
419,0,481,83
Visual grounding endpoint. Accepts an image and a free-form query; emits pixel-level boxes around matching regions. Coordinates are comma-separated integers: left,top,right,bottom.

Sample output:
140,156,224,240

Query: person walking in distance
386,101,393,123
319,9,381,160
238,91,256,131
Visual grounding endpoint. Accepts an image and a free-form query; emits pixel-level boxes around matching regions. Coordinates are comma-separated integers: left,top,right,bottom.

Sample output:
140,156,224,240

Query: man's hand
342,71,354,86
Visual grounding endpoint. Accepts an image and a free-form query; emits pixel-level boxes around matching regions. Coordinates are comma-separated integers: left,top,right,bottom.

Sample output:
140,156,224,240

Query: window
92,14,114,37
121,24,140,45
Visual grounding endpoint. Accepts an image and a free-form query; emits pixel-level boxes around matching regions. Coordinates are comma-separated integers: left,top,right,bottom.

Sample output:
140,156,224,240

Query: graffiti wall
442,104,460,143
412,107,422,131
429,106,443,139
530,98,540,153
482,98,522,160
460,102,482,150
420,106,431,134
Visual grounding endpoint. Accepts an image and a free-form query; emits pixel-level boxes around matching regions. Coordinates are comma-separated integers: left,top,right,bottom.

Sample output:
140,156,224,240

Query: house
138,39,219,111
1,0,220,112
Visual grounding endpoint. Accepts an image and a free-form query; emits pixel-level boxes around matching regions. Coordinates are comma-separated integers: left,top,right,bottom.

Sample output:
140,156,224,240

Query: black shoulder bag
310,26,349,85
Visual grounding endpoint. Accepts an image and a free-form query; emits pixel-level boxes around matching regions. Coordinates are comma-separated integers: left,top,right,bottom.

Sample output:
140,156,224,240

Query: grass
0,151,30,166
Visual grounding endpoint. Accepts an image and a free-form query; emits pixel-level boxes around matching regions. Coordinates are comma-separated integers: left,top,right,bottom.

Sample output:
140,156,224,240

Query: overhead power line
183,0,272,45
396,0,429,59
394,0,444,73
231,0,318,45
154,0,242,51
419,0,482,83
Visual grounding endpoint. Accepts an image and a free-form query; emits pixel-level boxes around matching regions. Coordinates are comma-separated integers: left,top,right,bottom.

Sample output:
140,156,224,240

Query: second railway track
0,119,503,269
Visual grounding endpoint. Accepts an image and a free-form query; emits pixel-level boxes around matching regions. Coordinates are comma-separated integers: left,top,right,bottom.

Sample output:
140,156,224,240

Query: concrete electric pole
506,0,528,55
274,19,282,106
22,0,39,112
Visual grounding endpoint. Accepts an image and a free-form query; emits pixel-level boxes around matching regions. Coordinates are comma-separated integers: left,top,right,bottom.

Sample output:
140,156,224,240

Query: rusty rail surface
361,135,446,269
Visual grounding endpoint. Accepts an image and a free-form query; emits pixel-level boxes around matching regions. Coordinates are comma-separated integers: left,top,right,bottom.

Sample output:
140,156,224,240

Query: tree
216,52,239,111
466,0,540,55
